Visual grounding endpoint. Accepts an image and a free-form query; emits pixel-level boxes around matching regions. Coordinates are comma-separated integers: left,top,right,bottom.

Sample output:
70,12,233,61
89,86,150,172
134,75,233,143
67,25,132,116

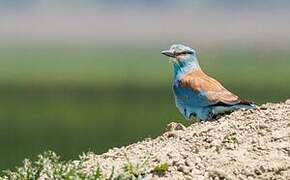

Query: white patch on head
168,44,196,61
169,44,196,54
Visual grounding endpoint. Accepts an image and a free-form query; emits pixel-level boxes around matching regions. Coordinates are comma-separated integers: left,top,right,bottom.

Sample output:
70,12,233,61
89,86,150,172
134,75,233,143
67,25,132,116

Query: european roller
161,44,255,121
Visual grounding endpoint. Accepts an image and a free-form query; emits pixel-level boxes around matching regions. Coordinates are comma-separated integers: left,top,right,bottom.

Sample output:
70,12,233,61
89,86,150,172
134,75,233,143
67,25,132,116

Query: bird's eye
185,51,194,54
175,51,193,56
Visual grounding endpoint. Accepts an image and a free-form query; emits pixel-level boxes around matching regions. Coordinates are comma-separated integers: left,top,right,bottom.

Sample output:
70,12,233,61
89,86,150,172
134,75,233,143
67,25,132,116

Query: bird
161,44,255,121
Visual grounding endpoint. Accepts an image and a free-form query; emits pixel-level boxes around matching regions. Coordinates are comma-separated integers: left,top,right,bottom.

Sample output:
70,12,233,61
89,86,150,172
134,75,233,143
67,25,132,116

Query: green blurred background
0,0,290,171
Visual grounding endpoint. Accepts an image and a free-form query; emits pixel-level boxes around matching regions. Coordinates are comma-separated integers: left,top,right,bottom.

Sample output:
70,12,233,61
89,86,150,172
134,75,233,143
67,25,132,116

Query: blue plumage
162,44,255,121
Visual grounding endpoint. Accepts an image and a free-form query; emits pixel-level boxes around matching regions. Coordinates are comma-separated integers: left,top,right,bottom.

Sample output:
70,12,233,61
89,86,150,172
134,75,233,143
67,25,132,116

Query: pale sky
1,1,290,48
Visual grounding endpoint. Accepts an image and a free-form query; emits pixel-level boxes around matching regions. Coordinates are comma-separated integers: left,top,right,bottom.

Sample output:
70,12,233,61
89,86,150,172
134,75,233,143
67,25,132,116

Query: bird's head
161,44,196,63
161,44,200,77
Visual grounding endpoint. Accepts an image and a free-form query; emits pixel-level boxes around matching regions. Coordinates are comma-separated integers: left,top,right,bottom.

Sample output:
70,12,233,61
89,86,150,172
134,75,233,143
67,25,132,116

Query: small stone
259,166,266,173
185,158,194,167
166,132,178,138
247,176,255,180
184,175,193,180
259,106,267,110
167,122,186,131
258,130,267,136
177,165,190,174
254,169,262,175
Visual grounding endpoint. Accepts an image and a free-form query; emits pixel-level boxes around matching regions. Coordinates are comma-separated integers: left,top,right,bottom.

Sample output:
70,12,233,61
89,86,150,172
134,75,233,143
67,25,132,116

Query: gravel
78,100,290,179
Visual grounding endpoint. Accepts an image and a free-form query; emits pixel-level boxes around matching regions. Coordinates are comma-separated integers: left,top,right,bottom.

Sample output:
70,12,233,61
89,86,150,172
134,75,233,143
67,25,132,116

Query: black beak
161,50,175,58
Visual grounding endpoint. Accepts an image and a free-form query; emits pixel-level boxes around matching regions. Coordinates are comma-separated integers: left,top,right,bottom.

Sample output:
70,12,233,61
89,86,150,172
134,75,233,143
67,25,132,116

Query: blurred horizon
1,0,290,47
1,0,290,172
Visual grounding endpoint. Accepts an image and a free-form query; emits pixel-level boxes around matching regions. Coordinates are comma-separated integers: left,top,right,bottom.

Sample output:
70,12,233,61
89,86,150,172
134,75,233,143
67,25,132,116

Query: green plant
224,134,240,144
1,151,105,180
152,163,169,175
1,150,168,180
121,151,150,179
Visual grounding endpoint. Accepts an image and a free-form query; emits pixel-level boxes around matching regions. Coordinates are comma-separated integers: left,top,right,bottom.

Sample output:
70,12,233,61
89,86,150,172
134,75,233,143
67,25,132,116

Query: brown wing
180,69,251,106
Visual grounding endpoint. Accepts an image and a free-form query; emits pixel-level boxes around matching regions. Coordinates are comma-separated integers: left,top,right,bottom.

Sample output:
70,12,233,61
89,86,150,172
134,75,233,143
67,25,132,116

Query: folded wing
180,70,252,106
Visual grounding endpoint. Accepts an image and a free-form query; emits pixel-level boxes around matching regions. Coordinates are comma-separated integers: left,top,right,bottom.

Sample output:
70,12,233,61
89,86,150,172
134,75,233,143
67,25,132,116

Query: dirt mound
3,100,290,180
81,100,290,179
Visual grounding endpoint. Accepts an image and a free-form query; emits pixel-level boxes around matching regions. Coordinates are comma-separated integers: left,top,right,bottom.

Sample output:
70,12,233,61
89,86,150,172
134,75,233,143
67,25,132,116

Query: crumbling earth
80,100,290,179
3,100,290,180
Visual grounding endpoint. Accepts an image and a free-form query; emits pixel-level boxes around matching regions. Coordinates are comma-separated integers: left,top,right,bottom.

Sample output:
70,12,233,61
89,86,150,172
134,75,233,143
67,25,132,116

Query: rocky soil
81,100,290,180
3,100,290,180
